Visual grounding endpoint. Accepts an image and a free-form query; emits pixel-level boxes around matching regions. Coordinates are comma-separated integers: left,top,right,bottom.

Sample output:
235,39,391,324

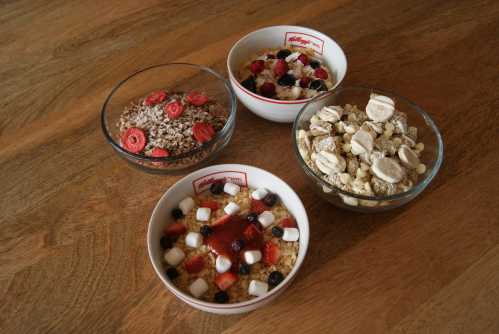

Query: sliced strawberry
200,199,219,211
164,222,186,237
186,91,209,106
274,59,289,77
259,82,276,98
150,147,170,157
262,241,280,266
215,272,238,291
297,54,309,65
280,217,297,228
250,60,265,74
192,122,215,143
243,223,262,241
299,76,311,88
184,255,205,274
250,199,270,214
314,67,328,80
164,100,185,119
144,90,167,106
213,214,231,226
121,127,146,154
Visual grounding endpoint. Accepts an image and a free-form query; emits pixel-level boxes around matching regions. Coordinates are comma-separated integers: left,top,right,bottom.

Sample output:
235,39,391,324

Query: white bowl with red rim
147,164,309,314
227,25,347,123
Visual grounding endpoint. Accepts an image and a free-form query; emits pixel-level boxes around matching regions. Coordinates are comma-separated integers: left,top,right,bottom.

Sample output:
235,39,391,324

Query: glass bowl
101,63,237,174
292,86,444,212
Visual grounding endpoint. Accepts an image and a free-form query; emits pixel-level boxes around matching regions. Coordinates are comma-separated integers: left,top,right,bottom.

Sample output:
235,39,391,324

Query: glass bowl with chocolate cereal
101,63,237,173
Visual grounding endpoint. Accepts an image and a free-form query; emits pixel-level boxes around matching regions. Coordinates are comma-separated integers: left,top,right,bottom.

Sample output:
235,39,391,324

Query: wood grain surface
1,0,499,333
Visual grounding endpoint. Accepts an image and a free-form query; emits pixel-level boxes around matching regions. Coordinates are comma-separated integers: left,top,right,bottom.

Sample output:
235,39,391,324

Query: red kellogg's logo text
194,172,247,194
288,36,310,46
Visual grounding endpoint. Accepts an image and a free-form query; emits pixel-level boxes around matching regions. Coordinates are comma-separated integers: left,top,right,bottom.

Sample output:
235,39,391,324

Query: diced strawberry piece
299,77,311,88
250,60,265,74
215,272,238,291
262,241,280,266
151,147,170,157
298,54,309,65
200,200,219,211
186,91,209,106
243,223,262,241
164,100,185,119
213,214,231,226
280,217,297,228
250,199,270,214
259,82,276,98
184,255,205,274
274,59,288,77
121,127,146,154
314,67,328,80
144,90,167,106
164,222,186,237
192,122,215,143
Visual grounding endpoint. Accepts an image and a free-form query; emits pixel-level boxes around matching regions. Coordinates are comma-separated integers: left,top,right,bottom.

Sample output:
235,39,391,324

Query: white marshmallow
251,188,269,200
163,247,185,266
366,94,395,122
244,250,262,265
185,232,203,248
223,182,240,196
371,157,405,184
196,207,211,221
351,129,374,155
178,197,195,215
215,255,232,273
258,211,275,228
248,280,269,297
290,86,302,99
189,278,209,298
282,228,300,242
285,51,301,62
398,145,420,169
224,202,240,215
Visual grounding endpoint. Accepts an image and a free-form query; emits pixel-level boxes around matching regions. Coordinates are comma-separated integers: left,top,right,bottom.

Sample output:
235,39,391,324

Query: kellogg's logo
192,171,248,194
285,32,324,55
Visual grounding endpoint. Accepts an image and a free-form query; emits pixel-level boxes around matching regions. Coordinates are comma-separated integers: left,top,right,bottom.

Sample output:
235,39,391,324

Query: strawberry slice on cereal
200,200,219,211
144,90,167,106
192,122,215,143
164,222,187,237
250,199,270,214
213,214,231,226
184,255,205,274
215,272,238,291
262,241,280,266
279,217,297,228
186,91,209,106
164,100,185,119
151,147,170,157
121,127,147,154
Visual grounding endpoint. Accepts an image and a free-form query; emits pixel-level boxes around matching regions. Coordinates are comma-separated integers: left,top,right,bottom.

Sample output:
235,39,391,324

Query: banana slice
366,94,395,122
398,145,420,169
351,129,374,155
371,157,405,183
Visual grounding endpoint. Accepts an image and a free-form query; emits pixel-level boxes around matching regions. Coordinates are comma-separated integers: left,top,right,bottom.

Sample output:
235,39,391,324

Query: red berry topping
213,214,232,226
150,147,170,157
280,217,297,228
262,241,280,266
144,90,167,106
259,82,276,98
215,272,238,291
184,255,205,274
243,223,262,241
299,77,311,88
164,222,187,237
297,54,309,65
250,199,270,214
121,127,146,154
274,59,288,77
164,100,185,119
192,122,215,143
200,200,219,211
186,91,209,106
250,60,265,74
314,67,328,80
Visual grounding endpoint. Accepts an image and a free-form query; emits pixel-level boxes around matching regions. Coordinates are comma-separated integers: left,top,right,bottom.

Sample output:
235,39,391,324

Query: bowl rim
100,62,237,162
292,85,444,202
147,163,310,310
226,25,347,105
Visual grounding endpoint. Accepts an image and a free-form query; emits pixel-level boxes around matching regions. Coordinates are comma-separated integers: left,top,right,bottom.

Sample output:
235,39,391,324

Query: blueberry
241,76,257,93
171,208,184,220
200,225,213,237
231,239,245,252
166,267,179,280
247,212,259,223
214,291,229,303
210,181,225,195
263,193,278,207
239,263,250,275
309,80,327,91
160,236,174,249
309,60,321,69
268,271,284,287
276,49,292,59
271,226,284,238
277,74,296,87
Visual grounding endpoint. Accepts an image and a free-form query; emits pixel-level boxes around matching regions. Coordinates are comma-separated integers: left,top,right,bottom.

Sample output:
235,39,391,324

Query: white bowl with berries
147,164,309,314
227,25,347,123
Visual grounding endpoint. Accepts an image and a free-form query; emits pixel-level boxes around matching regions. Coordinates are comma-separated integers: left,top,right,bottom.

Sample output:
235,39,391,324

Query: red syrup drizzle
205,215,264,272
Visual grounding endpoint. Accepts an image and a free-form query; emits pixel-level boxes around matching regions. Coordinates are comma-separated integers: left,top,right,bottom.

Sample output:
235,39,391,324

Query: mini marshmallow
251,188,269,200
163,247,185,266
224,202,240,215
258,211,275,228
215,255,232,273
178,197,195,215
189,278,209,298
196,207,211,221
244,250,262,265
185,232,203,248
223,182,240,196
248,280,269,297
282,228,300,242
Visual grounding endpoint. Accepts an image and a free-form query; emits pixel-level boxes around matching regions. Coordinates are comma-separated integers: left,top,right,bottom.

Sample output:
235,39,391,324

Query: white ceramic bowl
147,164,310,314
227,25,347,123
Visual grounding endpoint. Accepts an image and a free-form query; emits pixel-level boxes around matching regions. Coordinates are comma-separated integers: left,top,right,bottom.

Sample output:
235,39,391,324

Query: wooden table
2,0,499,333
